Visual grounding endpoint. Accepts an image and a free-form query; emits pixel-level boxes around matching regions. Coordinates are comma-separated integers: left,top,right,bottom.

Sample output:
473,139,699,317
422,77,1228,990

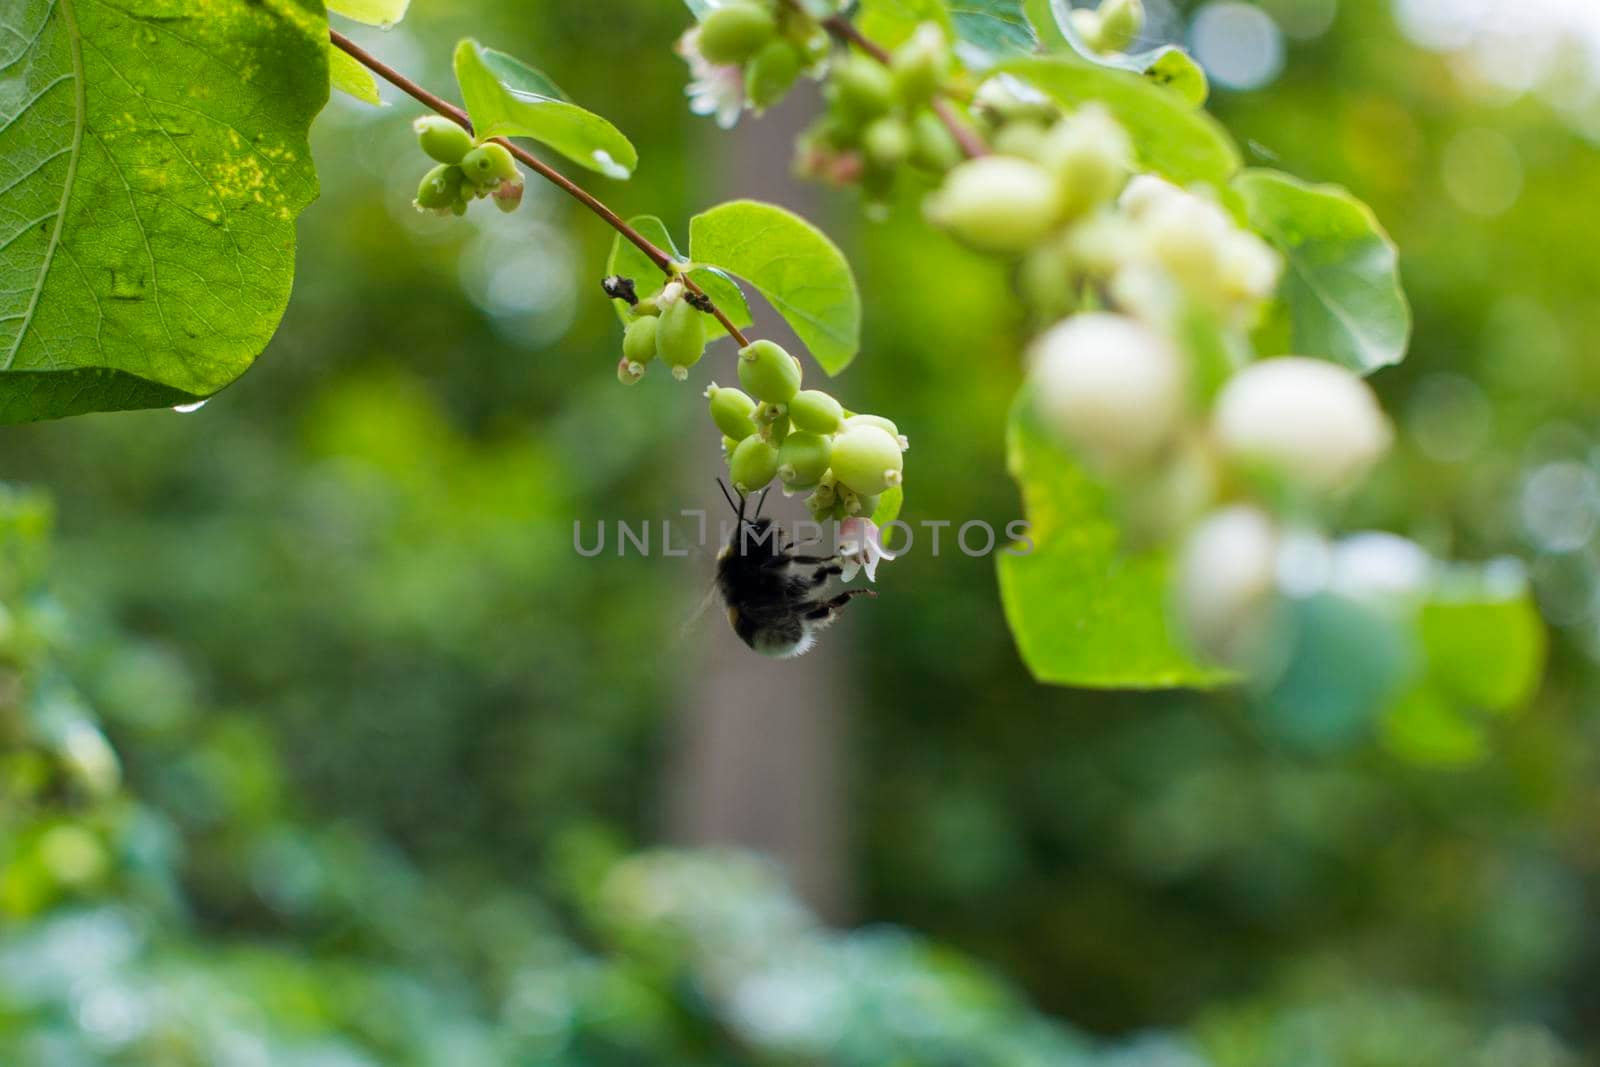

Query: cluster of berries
705,339,906,522
681,0,830,123
613,279,716,383
796,26,963,208
412,115,526,216
900,24,1403,666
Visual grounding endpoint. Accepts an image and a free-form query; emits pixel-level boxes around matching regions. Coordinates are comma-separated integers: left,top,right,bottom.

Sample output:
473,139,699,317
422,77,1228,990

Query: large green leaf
948,0,1038,60
326,0,409,26
688,200,861,374
1234,169,1411,374
998,56,1239,186
604,216,752,341
0,0,328,423
998,393,1230,689
453,39,637,180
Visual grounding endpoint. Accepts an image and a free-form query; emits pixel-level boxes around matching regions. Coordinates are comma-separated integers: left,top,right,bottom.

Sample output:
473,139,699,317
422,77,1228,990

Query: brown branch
328,28,752,347
814,12,989,159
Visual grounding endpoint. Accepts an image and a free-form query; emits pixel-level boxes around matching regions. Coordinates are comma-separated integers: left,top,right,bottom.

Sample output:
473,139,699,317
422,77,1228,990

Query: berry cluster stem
797,3,990,160
329,29,752,346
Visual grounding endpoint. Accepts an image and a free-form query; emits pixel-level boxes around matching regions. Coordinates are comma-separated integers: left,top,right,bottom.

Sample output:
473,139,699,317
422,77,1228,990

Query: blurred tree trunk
662,88,852,921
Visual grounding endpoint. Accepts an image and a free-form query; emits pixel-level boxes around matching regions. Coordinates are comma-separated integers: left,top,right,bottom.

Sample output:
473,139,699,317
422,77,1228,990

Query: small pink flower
676,27,746,129
838,517,897,583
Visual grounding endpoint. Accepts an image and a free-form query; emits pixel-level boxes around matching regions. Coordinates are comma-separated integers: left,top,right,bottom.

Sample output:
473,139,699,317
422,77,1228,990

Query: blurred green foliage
3,0,1600,1063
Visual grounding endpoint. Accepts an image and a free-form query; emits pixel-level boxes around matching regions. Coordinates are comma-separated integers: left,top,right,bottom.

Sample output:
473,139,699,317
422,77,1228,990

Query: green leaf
1419,573,1545,713
0,0,328,423
997,393,1231,689
1233,169,1412,374
326,0,409,27
1382,566,1544,767
329,43,384,106
688,200,862,375
1023,0,1068,48
1144,50,1209,108
948,0,1038,61
871,485,904,525
604,217,752,341
1048,0,1207,106
998,56,1239,186
453,39,637,180
857,0,953,48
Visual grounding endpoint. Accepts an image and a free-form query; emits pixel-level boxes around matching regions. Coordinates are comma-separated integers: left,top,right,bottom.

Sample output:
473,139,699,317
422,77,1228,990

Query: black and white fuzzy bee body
715,484,875,658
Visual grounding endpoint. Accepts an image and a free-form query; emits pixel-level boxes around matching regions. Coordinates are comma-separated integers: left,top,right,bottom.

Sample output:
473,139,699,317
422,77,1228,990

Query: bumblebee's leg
803,588,877,622
784,563,844,599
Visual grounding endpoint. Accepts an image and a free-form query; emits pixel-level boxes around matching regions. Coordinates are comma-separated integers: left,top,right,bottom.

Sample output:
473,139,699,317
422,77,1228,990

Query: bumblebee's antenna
716,477,740,517
754,485,772,518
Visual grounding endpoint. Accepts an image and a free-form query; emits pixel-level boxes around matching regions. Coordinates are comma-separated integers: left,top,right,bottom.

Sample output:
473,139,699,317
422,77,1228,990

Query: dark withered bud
602,275,638,305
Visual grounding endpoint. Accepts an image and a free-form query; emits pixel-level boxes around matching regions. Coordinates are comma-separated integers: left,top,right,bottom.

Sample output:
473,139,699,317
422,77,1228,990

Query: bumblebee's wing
674,573,726,648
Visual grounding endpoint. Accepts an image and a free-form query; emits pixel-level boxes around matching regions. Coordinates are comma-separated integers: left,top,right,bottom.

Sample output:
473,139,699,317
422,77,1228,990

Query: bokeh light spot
1191,2,1287,91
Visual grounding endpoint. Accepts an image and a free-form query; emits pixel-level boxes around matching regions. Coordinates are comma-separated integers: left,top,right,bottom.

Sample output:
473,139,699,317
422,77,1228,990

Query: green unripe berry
778,431,832,489
1070,9,1105,51
461,142,518,187
831,424,904,496
853,491,882,517
993,121,1050,162
415,163,465,212
1040,106,1132,217
706,383,759,440
925,156,1064,254
830,55,896,121
789,390,844,434
844,413,902,440
722,435,740,463
891,24,946,108
697,2,778,65
656,297,707,380
623,316,659,367
738,339,803,404
747,38,803,111
730,434,780,493
909,110,963,173
617,356,645,385
414,116,474,165
863,117,912,169
1096,0,1144,53
795,25,832,66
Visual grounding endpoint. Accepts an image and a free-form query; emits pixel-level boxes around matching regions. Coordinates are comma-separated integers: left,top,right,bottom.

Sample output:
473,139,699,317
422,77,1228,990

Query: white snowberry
1213,357,1393,493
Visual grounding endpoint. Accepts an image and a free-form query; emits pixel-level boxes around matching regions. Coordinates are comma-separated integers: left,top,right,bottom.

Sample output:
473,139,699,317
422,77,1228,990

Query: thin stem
328,28,752,346
813,12,989,159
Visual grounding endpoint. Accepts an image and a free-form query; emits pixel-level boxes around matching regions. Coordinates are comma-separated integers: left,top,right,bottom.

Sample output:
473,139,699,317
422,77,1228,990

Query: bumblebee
714,482,875,658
